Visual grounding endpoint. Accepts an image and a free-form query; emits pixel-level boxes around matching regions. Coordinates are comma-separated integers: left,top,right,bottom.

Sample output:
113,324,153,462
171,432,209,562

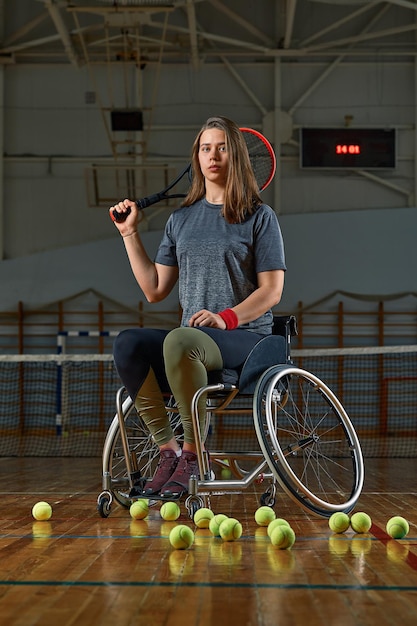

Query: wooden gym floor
1,456,417,626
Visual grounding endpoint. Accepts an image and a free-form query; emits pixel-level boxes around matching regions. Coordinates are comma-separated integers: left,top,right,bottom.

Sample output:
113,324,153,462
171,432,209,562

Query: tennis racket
111,127,276,222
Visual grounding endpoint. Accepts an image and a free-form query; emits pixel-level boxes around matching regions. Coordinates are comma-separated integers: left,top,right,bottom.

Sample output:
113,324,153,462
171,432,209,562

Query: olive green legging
135,327,223,445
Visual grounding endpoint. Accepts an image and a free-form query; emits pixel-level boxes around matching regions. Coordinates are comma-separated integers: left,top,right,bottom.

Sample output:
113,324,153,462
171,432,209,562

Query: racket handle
111,193,163,222
136,193,163,209
111,206,131,223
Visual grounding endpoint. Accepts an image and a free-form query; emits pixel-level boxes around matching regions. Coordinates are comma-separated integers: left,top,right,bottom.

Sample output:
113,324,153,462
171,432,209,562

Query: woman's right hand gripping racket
110,128,276,223
110,163,192,223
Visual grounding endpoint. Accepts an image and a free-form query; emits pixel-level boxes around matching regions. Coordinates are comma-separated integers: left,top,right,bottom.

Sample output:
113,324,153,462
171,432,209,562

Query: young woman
109,115,286,497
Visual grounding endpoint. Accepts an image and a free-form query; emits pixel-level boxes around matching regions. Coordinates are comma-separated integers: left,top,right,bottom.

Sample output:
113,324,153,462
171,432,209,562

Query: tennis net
292,344,417,458
0,355,119,457
0,345,416,457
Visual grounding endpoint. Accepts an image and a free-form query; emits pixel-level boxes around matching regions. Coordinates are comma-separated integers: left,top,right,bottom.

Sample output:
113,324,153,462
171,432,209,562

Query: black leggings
113,326,263,445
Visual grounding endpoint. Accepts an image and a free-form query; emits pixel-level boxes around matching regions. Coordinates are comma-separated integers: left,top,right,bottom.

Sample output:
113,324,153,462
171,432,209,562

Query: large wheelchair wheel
253,364,364,517
102,394,183,508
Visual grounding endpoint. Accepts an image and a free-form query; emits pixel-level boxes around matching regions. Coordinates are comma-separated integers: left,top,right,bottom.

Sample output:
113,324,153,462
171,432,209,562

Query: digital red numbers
336,144,361,155
301,128,395,168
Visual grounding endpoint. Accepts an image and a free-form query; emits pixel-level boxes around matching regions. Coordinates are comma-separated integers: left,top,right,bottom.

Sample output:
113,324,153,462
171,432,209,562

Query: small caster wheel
185,495,204,520
260,484,276,507
97,493,112,518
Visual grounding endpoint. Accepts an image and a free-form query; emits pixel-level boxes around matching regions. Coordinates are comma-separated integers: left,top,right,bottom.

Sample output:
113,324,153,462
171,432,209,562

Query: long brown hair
182,116,263,223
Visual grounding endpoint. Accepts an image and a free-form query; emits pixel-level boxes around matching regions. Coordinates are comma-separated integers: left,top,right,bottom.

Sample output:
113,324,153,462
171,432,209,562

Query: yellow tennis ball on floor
32,501,52,521
169,525,194,550
267,518,291,538
270,525,296,550
219,517,242,542
209,514,228,536
160,501,181,521
221,466,232,479
193,507,214,528
350,511,372,533
386,516,409,539
129,499,149,520
255,506,276,526
329,512,350,534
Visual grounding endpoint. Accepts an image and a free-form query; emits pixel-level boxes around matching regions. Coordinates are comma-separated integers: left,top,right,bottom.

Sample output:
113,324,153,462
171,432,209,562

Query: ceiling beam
283,0,297,49
146,17,270,52
185,0,199,69
384,0,417,11
44,0,80,66
2,12,49,47
303,22,417,53
299,1,380,47
208,0,275,47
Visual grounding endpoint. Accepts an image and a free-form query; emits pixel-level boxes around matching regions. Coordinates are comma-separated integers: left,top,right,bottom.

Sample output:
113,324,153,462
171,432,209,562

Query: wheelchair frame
97,316,364,519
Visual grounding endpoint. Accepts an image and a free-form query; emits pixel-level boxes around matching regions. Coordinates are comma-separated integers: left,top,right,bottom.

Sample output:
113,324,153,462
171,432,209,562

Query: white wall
280,205,416,312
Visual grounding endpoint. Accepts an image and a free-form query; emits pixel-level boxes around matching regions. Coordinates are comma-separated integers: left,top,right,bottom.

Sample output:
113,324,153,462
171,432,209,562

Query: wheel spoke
103,395,184,509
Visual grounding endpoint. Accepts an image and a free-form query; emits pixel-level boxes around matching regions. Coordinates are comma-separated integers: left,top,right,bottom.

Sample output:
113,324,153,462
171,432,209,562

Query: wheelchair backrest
207,315,298,393
236,315,298,394
237,334,286,394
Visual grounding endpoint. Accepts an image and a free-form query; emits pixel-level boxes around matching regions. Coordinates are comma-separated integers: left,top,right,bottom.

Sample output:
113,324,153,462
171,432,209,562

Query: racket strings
241,130,276,191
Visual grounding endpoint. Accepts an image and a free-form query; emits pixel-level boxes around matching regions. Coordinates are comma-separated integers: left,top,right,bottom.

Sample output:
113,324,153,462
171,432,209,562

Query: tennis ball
255,506,276,526
219,460,232,479
32,501,52,521
270,525,296,550
267,518,291,538
221,466,232,479
209,513,228,536
386,516,409,539
193,507,214,528
160,501,181,521
266,517,290,538
329,512,350,534
350,511,372,533
129,499,149,520
169,524,194,550
219,517,242,542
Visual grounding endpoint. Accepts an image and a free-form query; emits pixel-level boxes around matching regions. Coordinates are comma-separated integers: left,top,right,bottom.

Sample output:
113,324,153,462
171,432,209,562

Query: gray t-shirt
155,198,286,335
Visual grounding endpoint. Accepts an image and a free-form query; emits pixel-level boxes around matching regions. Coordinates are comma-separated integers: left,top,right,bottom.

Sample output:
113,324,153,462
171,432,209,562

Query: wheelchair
97,316,364,520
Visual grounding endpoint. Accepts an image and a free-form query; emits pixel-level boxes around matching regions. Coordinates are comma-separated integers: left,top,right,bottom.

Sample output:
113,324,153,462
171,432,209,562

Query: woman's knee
163,327,222,369
163,327,195,353
114,328,167,363
113,329,139,365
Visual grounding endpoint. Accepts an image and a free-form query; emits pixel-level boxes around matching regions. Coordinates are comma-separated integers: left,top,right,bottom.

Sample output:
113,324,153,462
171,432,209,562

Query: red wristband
218,308,238,330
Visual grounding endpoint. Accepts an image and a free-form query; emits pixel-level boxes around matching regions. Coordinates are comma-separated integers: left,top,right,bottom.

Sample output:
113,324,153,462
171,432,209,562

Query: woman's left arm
189,269,284,328
232,269,285,325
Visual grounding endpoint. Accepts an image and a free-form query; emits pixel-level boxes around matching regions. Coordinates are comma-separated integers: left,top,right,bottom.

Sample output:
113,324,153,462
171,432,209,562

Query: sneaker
160,450,200,498
142,449,179,495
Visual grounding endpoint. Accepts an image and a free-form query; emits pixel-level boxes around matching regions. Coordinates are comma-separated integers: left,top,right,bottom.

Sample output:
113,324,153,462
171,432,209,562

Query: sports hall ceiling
2,0,417,67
